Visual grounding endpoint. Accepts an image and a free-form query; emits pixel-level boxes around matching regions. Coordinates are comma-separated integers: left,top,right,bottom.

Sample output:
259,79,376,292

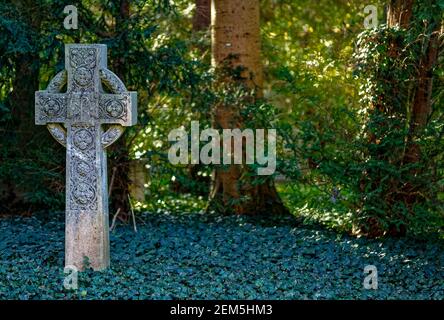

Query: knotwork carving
100,69,127,93
44,70,68,146
47,123,67,147
69,124,98,210
101,125,124,148
99,69,126,148
69,47,97,69
73,128,94,150
41,68,127,148
47,70,67,93
34,44,137,270
69,47,97,92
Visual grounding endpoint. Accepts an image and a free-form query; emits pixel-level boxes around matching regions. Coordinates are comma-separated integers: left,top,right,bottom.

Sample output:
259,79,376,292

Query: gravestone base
65,207,110,270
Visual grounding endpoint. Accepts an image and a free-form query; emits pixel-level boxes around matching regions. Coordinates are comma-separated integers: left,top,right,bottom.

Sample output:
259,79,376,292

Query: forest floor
0,211,442,299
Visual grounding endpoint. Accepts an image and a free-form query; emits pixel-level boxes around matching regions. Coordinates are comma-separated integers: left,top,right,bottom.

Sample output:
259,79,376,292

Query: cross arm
35,91,68,125
98,92,137,127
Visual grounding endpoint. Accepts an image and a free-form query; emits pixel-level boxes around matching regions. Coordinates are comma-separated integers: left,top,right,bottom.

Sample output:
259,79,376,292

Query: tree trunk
209,0,288,215
358,1,414,237
387,0,440,165
108,0,132,217
175,0,213,196
359,0,442,237
387,1,440,148
193,0,211,31
404,32,440,164
387,0,413,28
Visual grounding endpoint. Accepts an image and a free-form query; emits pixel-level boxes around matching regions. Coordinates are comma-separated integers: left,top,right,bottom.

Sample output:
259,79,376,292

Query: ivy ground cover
0,212,442,299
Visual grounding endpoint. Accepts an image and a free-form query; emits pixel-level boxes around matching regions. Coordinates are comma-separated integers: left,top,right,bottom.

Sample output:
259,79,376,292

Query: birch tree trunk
209,0,288,215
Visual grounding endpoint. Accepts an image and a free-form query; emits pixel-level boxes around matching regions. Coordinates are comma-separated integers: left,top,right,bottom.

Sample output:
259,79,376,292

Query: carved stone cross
35,44,137,270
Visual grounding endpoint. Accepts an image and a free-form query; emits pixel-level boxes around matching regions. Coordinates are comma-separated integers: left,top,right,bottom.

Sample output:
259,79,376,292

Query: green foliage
268,1,443,237
258,0,369,230
0,0,442,239
0,213,442,299
348,1,443,236
0,0,212,211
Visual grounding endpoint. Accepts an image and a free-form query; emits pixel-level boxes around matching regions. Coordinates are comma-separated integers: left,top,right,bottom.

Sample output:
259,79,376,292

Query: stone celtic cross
35,44,137,270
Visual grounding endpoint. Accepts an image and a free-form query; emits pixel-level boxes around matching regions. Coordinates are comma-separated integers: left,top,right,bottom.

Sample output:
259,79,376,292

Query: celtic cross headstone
35,44,137,270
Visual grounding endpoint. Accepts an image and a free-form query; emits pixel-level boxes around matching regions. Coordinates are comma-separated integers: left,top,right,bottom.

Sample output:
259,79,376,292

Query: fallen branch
110,208,121,232
127,194,137,233
108,166,118,198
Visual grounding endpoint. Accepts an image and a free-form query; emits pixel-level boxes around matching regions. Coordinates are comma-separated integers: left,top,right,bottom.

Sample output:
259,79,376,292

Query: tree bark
404,33,441,164
386,0,441,165
108,0,132,217
193,0,211,31
209,0,288,215
387,0,414,28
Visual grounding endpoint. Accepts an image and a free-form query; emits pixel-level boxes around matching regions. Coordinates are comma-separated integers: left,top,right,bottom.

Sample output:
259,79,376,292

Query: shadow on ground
0,211,442,299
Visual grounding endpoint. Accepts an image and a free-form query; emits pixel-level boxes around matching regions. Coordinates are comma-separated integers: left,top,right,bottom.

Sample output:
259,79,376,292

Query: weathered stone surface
35,44,137,270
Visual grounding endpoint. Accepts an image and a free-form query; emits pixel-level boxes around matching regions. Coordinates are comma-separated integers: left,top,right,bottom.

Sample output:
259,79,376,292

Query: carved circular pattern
73,182,96,205
105,100,124,118
43,99,61,116
71,48,96,68
74,67,93,87
73,129,93,150
75,160,94,177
